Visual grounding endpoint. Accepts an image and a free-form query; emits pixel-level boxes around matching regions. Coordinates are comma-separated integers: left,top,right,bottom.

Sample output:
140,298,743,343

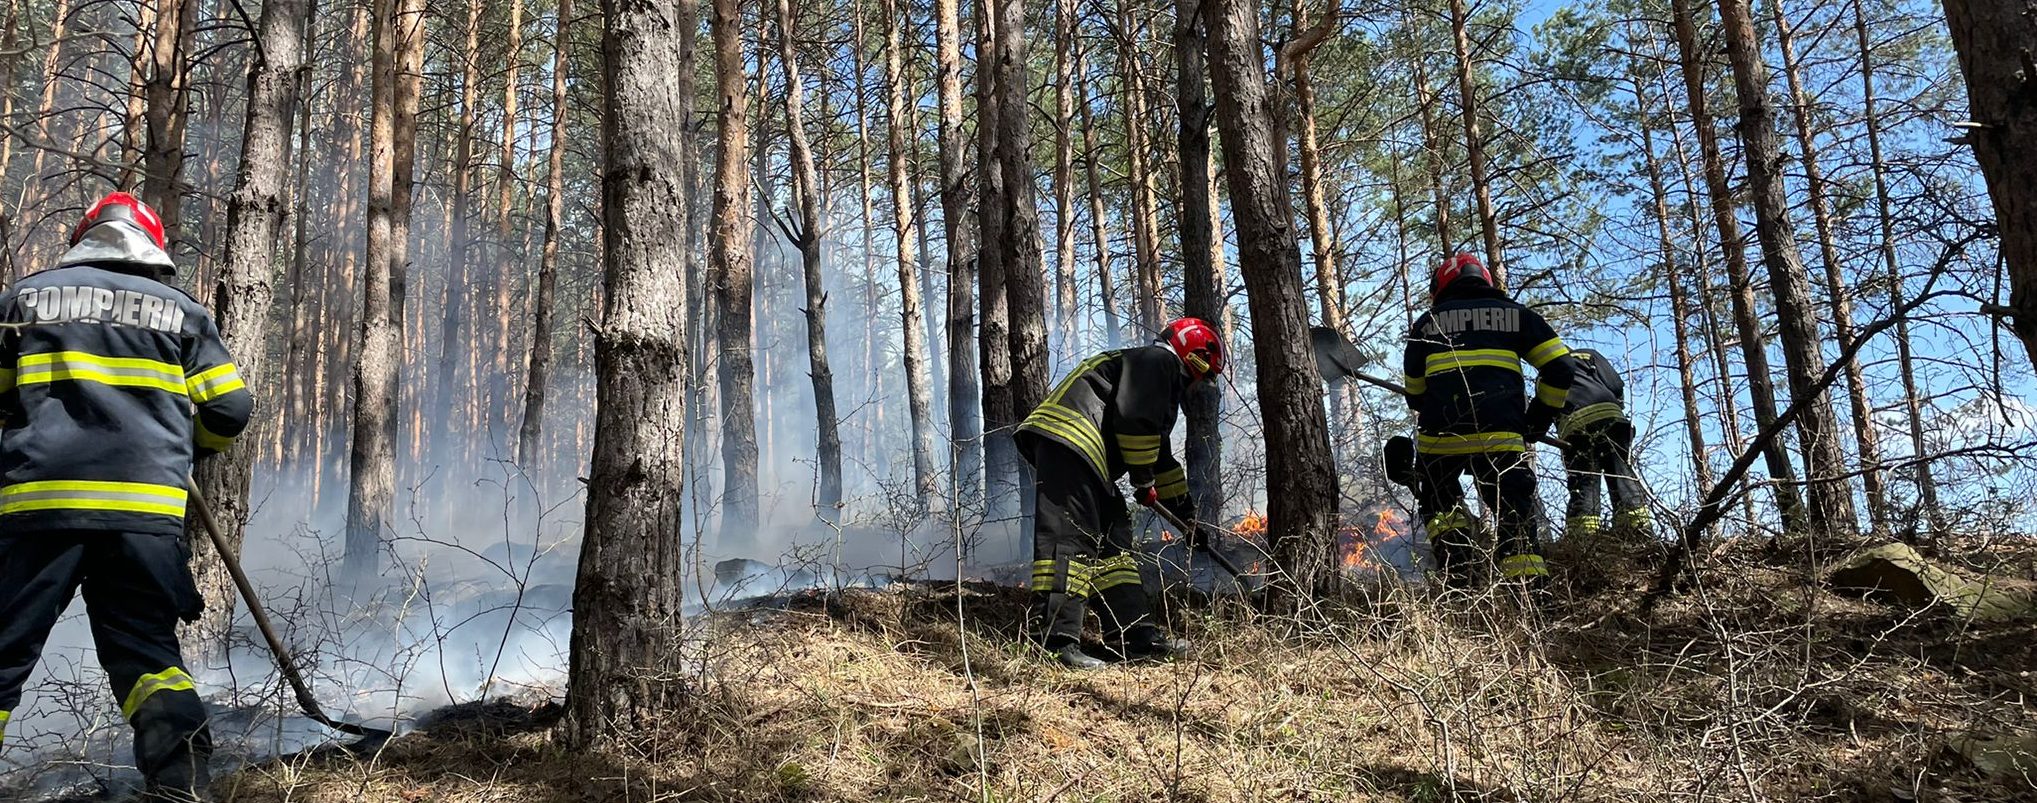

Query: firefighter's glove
1383,436,1417,488
1524,404,1558,445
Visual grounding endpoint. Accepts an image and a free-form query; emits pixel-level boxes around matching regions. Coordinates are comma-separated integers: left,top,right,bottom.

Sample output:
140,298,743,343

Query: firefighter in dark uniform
1016,317,1223,669
0,193,253,803
1559,349,1652,541
1402,254,1576,588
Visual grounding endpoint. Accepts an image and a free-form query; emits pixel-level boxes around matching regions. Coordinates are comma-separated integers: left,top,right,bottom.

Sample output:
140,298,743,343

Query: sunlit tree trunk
975,0,1018,516
517,0,575,467
1941,0,2037,372
345,0,405,580
564,0,692,748
995,0,1050,431
775,0,844,521
142,0,200,244
1717,0,1859,540
1077,34,1122,349
1176,0,1223,523
1205,0,1337,594
1119,0,1165,334
1667,0,1805,531
887,0,940,510
1445,0,1500,281
711,0,760,536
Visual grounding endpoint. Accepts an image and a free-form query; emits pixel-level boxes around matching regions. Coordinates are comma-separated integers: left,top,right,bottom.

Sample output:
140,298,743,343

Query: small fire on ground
1339,507,1410,574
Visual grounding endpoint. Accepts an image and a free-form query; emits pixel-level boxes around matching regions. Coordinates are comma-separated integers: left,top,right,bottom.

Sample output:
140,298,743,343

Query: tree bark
1941,0,2037,372
441,0,483,438
1119,0,1165,335
994,0,1050,431
975,0,1019,516
1204,0,1338,594
1857,0,1942,536
142,0,200,246
935,0,983,509
887,0,940,510
1445,0,1500,281
1077,34,1123,349
1052,0,1079,353
499,0,526,231
775,0,844,520
564,0,691,748
517,0,575,467
189,0,309,650
1666,0,1806,531
1716,0,1859,540
711,0,760,536
1771,0,1886,533
1290,0,1355,485
345,0,404,580
1176,0,1223,524
1633,62,1715,495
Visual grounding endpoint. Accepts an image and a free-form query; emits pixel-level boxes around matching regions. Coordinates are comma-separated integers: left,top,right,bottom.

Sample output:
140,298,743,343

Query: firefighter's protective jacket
0,258,252,536
1401,284,1575,455
1016,345,1190,503
1558,348,1626,438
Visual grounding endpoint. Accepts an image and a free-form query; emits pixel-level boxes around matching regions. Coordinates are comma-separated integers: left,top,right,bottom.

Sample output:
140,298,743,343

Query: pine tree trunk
499,0,525,231
1633,63,1715,495
975,0,1019,516
1667,0,1806,531
935,0,982,510
517,0,574,467
1941,0,2037,372
1289,0,1354,485
1716,0,1859,541
1405,24,1451,255
1052,0,1078,353
1120,0,1165,335
1445,0,1500,280
563,0,691,747
775,0,844,520
711,0,760,536
995,0,1050,431
345,0,405,580
1204,0,1337,595
887,0,940,510
189,0,309,651
442,0,482,446
1857,0,1942,536
143,0,200,245
1077,36,1123,349
1771,0,1886,533
1175,0,1223,524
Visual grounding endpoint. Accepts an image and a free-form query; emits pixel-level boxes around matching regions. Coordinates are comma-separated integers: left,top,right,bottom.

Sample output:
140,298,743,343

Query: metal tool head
1309,326,1372,383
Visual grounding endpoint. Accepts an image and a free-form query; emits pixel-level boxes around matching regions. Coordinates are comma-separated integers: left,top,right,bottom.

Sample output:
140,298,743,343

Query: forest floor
207,536,2037,803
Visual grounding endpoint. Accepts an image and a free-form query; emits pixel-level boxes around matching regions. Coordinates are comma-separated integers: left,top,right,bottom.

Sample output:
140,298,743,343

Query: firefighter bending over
0,193,253,803
1401,254,1575,589
1016,318,1223,669
1559,349,1652,542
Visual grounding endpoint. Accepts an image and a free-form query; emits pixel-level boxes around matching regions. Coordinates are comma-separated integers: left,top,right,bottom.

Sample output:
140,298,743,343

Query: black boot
1054,644,1108,670
1111,629,1192,662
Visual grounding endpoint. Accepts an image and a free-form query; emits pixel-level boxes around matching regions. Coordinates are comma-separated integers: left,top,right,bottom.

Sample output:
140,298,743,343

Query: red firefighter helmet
1161,317,1225,381
71,192,167,250
1430,252,1493,300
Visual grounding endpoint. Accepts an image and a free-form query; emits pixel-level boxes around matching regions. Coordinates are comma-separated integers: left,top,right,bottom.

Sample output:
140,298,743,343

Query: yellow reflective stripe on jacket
1425,348,1522,376
0,480,189,517
15,351,187,395
186,362,246,403
1154,465,1189,499
121,667,197,719
1041,352,1115,407
1116,433,1162,466
1417,431,1526,455
1023,404,1107,472
1525,337,1571,368
1403,374,1427,395
1090,554,1142,592
1499,554,1549,579
1559,402,1624,437
1536,380,1569,408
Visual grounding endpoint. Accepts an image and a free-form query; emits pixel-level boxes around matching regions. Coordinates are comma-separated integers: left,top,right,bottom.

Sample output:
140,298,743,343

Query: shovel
1308,325,1571,451
185,475,394,746
1144,502,1258,592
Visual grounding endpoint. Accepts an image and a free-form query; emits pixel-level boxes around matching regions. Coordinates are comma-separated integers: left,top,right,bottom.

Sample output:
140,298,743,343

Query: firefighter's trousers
0,530,212,794
1027,443,1157,651
1563,418,1652,540
1415,447,1548,586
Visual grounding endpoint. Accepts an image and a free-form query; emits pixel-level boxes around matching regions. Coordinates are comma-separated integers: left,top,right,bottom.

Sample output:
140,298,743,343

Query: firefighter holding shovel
1015,318,1223,669
1395,254,1577,590
0,193,252,803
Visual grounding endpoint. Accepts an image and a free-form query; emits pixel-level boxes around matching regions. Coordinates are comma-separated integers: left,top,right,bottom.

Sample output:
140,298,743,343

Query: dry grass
214,542,2036,802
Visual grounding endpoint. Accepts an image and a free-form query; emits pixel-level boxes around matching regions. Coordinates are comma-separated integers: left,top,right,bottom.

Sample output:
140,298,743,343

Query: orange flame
1233,511,1267,536
1338,509,1408,573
